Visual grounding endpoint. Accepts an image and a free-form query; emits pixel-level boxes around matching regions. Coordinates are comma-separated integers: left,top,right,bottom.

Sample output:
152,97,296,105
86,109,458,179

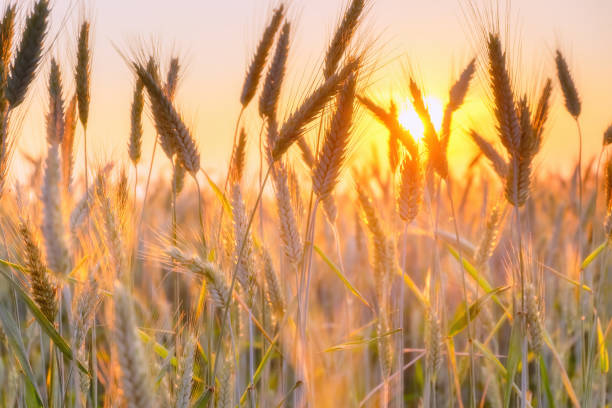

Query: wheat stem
211,164,272,386
446,178,476,407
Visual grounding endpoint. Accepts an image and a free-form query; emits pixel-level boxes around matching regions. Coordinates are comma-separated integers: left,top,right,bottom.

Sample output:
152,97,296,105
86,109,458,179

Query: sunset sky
15,0,612,183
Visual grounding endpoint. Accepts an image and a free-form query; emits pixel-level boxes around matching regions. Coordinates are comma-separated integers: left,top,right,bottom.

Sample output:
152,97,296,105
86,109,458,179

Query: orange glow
397,96,444,142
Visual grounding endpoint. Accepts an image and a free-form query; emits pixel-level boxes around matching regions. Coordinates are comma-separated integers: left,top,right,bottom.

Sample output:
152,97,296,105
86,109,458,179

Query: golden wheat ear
6,0,49,109
555,50,581,118
19,220,57,322
240,4,285,108
128,77,144,166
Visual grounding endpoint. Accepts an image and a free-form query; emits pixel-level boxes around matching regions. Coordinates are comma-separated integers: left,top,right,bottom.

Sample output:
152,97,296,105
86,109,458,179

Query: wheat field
0,0,610,407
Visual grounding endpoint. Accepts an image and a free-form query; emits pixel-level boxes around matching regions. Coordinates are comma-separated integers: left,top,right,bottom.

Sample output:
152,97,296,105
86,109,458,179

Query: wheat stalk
174,333,196,408
113,283,157,408
230,183,256,304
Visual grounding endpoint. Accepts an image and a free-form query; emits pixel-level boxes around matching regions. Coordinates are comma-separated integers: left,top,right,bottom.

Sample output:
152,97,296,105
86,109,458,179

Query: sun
397,96,444,142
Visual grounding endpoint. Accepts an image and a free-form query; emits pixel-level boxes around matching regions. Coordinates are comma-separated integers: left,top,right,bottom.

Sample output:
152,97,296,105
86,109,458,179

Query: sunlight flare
398,95,444,142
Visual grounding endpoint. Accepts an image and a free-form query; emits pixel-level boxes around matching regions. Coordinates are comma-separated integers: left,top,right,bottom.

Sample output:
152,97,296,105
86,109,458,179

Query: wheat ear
555,50,581,118
240,4,284,107
62,95,77,193
128,77,144,165
603,124,612,146
261,247,285,320
271,160,302,266
259,22,290,120
323,0,365,79
19,220,57,322
272,59,357,161
441,58,475,148
531,78,552,144
0,4,15,105
75,22,91,128
469,130,508,179
358,94,418,160
312,72,356,199
487,34,521,153
397,151,423,223
6,0,49,108
165,57,180,100
136,63,200,174
409,78,447,178
474,203,505,267
46,59,65,145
